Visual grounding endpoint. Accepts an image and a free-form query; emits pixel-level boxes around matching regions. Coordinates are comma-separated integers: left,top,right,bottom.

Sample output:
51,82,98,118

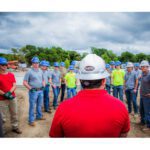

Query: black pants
60,84,66,102
0,113,3,137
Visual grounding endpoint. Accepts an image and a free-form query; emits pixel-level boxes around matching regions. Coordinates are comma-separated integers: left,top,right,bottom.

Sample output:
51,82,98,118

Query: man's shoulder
7,72,15,76
24,69,33,75
57,97,75,111
105,94,127,111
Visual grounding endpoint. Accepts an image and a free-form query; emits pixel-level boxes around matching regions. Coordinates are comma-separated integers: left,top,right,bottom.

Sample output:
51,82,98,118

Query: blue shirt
125,71,138,90
24,68,44,88
134,69,142,85
51,70,61,86
42,69,51,84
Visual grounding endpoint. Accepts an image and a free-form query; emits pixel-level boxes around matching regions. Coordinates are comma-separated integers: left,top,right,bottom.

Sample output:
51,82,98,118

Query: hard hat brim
76,71,110,80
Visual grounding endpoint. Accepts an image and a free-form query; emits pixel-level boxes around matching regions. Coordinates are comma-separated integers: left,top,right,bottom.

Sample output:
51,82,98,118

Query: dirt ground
3,87,150,138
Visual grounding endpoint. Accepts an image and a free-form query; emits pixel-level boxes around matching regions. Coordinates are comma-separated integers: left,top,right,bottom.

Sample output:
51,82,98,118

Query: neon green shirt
112,69,125,86
65,72,76,88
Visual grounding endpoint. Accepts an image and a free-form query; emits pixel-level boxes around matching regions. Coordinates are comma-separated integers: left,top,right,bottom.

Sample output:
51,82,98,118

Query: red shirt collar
77,89,108,97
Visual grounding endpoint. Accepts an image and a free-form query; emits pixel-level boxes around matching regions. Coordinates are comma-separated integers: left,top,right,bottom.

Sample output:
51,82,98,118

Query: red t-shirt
50,89,130,137
0,72,16,100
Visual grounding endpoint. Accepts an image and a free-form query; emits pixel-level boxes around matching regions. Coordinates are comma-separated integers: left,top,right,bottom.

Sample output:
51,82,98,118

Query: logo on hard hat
84,66,95,71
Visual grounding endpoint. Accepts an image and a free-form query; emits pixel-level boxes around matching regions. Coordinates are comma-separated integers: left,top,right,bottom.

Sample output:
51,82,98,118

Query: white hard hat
140,60,149,67
76,54,110,80
126,62,134,68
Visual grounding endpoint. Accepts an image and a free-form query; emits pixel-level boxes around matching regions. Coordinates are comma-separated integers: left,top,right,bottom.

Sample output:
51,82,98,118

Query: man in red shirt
49,54,130,137
0,57,22,135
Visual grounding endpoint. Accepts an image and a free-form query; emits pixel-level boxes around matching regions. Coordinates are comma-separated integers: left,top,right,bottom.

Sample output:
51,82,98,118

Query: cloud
0,12,150,55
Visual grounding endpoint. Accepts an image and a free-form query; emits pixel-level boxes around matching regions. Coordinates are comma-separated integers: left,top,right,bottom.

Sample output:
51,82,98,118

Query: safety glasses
0,64,7,66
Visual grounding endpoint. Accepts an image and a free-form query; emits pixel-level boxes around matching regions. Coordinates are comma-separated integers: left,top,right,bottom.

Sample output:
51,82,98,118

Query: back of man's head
76,54,110,89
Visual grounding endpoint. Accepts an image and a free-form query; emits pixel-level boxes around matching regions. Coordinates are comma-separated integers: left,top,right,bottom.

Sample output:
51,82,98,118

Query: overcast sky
0,12,150,55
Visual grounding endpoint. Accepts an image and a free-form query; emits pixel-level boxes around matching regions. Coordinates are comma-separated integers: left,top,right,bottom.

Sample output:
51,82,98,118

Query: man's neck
84,86,105,90
33,67,39,70
143,70,149,75
0,70,7,74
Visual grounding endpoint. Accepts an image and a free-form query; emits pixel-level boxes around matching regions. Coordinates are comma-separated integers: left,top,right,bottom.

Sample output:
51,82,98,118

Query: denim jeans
135,84,140,102
52,86,60,107
60,84,66,102
141,97,150,128
29,90,43,123
106,85,111,94
43,85,50,111
67,88,76,99
125,89,138,114
113,85,123,101
140,97,145,124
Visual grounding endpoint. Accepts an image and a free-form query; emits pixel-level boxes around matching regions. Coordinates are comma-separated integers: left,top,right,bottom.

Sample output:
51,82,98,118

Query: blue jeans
140,97,145,124
106,85,111,94
125,89,138,114
52,86,60,107
141,97,150,128
29,90,43,123
43,85,50,111
113,85,123,101
60,84,66,102
135,84,140,101
67,88,76,99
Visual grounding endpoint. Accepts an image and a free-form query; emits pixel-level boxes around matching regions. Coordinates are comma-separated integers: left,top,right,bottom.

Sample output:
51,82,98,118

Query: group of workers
23,56,78,126
105,60,150,132
0,54,150,137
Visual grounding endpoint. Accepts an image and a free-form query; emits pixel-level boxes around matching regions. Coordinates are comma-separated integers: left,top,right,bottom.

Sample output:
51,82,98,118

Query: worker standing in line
105,64,111,94
49,54,130,137
111,61,125,101
124,62,138,116
59,62,67,102
139,60,150,131
109,61,115,72
23,56,46,126
134,63,142,100
0,57,22,134
40,60,52,113
50,62,61,109
65,65,77,99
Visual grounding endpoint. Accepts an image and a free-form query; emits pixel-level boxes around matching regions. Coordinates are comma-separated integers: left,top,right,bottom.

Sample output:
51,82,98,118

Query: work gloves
3,91,15,100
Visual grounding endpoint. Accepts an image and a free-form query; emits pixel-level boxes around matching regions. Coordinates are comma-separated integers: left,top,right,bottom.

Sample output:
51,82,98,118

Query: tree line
0,45,150,67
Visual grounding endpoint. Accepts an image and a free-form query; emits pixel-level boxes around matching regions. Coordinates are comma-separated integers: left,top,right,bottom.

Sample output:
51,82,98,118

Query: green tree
120,51,136,62
135,53,147,62
101,53,111,63
65,59,70,68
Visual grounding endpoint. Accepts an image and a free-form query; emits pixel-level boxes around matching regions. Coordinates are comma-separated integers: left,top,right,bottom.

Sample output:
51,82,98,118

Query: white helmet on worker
140,60,149,67
126,62,134,68
76,54,110,80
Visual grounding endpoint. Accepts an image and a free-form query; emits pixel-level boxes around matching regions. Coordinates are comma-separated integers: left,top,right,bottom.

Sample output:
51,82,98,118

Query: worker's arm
124,75,126,90
59,78,62,88
49,105,64,137
134,78,138,93
23,71,32,90
42,80,46,87
42,73,46,87
120,132,128,137
120,107,130,138
9,82,16,93
48,78,51,85
0,90,5,95
49,78,56,88
23,80,32,90
111,73,113,85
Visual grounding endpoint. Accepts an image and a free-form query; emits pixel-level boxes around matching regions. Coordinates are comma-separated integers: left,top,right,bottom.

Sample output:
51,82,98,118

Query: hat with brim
76,70,110,80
